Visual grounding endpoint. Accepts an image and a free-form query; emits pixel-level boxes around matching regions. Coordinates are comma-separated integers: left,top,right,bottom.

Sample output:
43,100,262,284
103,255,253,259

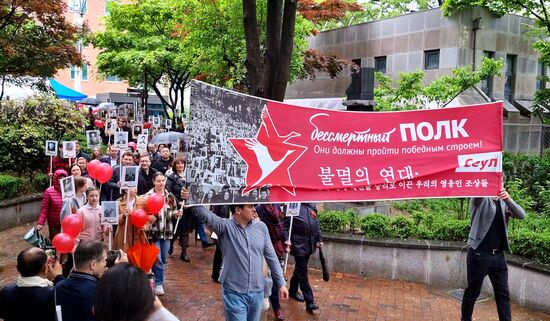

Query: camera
106,250,121,268
44,246,57,263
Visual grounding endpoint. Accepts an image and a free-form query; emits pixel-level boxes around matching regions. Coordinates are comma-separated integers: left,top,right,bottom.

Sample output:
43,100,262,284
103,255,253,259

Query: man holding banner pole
461,186,525,321
192,204,288,321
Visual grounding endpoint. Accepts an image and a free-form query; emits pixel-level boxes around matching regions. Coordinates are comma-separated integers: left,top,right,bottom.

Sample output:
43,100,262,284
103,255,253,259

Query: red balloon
130,209,148,228
62,214,84,237
52,233,75,254
96,163,113,184
88,160,101,179
143,122,152,129
94,119,105,128
147,193,164,214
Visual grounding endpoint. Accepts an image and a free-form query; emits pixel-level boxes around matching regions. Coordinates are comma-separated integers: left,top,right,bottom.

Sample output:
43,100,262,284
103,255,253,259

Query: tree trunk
271,0,297,101
242,0,264,97
262,0,283,99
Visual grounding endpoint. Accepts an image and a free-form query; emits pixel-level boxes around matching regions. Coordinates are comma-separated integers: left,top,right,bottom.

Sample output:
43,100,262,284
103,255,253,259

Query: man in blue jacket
461,188,526,321
55,241,110,321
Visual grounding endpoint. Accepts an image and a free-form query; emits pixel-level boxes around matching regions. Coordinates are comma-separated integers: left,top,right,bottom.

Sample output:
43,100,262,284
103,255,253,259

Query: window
68,0,87,14
70,64,88,81
424,50,440,70
537,60,547,92
374,56,387,73
504,54,516,103
480,51,495,97
106,75,123,82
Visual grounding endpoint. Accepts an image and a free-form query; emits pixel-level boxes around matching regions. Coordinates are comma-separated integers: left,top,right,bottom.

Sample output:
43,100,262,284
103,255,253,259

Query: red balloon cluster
96,163,113,184
88,160,101,178
62,214,83,237
130,209,148,228
147,193,164,214
143,122,152,129
94,119,105,128
52,233,75,254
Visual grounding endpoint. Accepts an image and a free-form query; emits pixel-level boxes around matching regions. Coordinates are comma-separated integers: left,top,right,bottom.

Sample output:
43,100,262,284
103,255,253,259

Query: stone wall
0,193,42,231
305,234,550,314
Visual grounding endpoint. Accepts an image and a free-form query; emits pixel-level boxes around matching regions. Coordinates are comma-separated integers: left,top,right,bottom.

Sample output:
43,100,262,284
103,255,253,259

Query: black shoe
202,241,216,249
180,253,190,262
289,292,304,302
305,302,319,312
168,246,173,256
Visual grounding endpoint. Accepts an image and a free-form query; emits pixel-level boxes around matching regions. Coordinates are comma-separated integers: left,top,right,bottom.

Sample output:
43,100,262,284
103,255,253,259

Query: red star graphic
229,106,307,196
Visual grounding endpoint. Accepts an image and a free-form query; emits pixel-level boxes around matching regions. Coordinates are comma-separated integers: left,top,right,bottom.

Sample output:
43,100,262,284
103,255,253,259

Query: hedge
0,173,49,201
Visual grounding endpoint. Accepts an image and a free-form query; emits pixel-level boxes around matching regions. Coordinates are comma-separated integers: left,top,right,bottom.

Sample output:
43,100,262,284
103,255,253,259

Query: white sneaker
154,285,165,296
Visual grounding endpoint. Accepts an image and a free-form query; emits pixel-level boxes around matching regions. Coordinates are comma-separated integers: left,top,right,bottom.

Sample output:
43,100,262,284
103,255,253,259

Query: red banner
187,81,503,204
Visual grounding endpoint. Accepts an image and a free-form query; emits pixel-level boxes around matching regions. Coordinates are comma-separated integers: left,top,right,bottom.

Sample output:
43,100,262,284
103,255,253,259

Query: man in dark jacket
75,141,91,162
137,153,158,195
55,241,109,321
285,203,322,313
0,247,63,321
151,147,173,174
461,188,525,321
105,151,135,201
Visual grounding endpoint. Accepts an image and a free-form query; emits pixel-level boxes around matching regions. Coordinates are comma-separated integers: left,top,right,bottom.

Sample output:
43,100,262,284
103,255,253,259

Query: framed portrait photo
135,113,144,125
60,176,75,201
285,203,301,217
165,119,172,130
105,119,117,136
132,124,142,139
101,201,119,225
153,116,161,128
45,140,58,157
120,166,139,190
137,134,148,152
62,141,76,159
114,131,128,150
86,130,101,147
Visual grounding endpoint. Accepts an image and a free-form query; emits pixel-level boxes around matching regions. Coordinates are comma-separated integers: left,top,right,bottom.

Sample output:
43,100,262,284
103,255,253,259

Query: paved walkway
1,223,549,321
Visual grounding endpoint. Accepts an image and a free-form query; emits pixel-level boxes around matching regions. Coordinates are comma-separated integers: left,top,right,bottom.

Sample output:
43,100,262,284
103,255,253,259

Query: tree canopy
0,0,83,98
375,57,504,110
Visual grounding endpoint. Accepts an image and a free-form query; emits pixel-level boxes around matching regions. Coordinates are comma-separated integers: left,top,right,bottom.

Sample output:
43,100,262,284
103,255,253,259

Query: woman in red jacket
37,169,67,239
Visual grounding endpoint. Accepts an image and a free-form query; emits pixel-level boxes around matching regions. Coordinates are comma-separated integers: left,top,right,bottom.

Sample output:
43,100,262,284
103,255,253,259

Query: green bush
359,214,390,238
505,178,535,212
318,210,349,233
318,209,358,233
0,95,86,174
0,174,25,200
509,228,550,264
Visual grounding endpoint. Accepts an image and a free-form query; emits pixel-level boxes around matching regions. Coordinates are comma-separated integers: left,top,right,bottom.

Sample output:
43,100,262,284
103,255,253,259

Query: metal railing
503,123,550,156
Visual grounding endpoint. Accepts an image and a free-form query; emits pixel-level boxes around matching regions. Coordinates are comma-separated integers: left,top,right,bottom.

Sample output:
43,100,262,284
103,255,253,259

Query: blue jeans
223,287,263,321
153,239,170,286
196,222,208,243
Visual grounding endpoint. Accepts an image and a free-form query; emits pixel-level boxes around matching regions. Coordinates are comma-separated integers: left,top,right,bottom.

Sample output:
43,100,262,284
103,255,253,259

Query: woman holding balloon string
113,187,147,251
144,172,181,296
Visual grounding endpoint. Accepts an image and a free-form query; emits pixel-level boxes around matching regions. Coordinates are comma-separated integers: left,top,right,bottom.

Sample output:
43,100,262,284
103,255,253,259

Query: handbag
23,227,47,247
319,248,330,282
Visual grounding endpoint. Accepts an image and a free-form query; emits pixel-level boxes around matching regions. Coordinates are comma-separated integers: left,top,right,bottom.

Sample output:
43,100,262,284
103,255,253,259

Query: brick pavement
1,223,549,321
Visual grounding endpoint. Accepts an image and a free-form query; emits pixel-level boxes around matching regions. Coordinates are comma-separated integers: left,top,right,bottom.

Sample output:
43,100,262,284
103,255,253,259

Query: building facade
285,7,548,122
54,0,129,97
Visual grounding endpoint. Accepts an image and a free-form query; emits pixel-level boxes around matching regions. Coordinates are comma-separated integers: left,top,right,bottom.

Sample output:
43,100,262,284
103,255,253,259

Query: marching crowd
0,117,324,321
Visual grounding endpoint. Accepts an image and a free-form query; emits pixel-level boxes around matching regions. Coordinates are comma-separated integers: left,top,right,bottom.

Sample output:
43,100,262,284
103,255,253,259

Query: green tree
442,0,550,121
94,0,194,118
375,57,504,110
0,95,86,174
0,0,83,99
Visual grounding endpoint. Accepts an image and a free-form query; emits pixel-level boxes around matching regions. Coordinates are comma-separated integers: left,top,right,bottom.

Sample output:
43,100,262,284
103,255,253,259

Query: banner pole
49,156,53,187
283,216,294,274
108,225,112,251
124,192,129,244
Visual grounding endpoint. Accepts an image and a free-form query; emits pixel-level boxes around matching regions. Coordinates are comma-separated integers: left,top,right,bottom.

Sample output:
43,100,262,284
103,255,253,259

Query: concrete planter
307,233,550,314
0,193,42,231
